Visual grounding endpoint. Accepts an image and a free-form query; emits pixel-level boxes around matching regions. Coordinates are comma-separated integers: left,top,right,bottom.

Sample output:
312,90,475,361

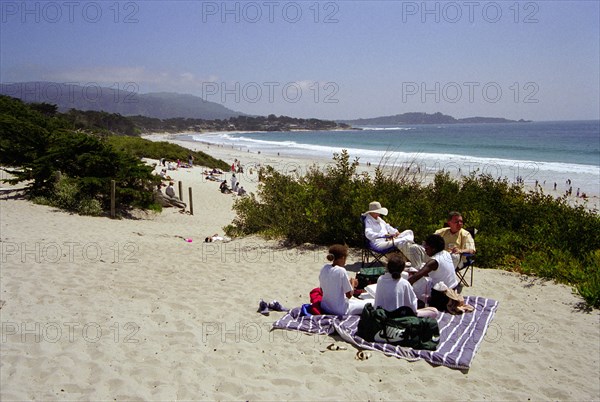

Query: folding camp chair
360,215,396,268
455,227,477,287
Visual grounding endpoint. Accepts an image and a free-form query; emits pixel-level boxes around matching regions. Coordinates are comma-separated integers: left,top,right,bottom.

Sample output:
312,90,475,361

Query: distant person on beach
319,244,372,315
374,254,438,318
231,173,237,190
363,201,428,268
204,233,231,243
237,186,247,196
408,234,459,312
165,181,177,198
165,182,186,208
435,211,476,269
188,154,194,167
154,183,186,210
220,180,231,194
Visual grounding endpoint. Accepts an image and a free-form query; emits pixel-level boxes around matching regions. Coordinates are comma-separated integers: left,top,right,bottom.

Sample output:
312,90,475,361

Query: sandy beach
1,135,599,401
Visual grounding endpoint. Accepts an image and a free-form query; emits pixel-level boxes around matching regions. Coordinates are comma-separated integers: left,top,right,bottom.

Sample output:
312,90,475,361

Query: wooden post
178,181,183,201
110,180,116,218
188,187,194,215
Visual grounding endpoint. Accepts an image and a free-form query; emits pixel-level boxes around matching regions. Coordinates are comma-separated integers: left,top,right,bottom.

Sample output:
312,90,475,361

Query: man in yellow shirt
434,211,475,268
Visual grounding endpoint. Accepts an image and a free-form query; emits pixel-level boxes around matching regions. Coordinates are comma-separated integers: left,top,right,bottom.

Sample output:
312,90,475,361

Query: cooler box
356,267,385,289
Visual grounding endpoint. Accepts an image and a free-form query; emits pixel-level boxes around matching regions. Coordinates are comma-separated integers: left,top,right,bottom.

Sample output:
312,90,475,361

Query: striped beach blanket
272,296,499,370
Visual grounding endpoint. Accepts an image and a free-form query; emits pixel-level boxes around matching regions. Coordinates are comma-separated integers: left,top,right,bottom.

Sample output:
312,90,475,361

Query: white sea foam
354,127,415,131
187,130,600,195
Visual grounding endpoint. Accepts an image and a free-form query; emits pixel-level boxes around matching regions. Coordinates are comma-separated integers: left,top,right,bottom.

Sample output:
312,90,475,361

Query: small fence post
110,180,116,218
178,181,183,201
188,187,194,215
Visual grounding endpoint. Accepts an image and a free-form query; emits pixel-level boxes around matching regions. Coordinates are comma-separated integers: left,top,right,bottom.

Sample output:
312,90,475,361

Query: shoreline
143,132,600,212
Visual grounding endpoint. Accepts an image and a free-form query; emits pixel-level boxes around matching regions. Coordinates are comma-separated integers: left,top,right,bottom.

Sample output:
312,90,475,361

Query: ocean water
181,120,600,196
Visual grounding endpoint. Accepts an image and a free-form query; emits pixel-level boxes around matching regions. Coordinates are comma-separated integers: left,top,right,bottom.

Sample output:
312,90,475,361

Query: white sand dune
1,138,598,400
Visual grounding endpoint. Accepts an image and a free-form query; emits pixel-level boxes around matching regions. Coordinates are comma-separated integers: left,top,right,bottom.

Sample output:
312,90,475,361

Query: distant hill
0,82,245,120
339,112,530,125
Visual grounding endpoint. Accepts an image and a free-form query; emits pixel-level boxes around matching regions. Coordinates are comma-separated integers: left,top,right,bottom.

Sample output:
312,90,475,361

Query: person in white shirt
374,254,418,312
319,244,372,315
363,201,428,268
408,234,459,312
374,254,439,318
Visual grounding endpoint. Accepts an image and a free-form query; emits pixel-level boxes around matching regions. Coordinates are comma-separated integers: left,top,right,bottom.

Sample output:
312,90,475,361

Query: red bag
309,287,323,315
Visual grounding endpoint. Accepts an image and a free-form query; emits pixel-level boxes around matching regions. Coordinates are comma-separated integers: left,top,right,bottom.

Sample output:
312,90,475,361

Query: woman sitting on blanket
374,254,439,318
408,234,459,312
319,244,372,316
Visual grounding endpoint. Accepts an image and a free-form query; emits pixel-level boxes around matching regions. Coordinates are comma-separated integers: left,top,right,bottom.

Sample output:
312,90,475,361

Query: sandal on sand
355,350,372,361
326,343,347,351
257,299,270,316
268,300,289,312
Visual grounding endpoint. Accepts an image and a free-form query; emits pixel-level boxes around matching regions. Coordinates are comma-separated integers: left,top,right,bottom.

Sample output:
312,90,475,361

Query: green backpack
356,304,440,350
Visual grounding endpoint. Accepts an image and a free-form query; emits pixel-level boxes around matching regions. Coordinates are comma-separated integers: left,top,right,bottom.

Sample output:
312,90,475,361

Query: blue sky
1,0,599,121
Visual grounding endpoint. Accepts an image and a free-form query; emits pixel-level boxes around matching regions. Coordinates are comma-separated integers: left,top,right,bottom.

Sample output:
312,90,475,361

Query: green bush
53,174,80,210
31,174,104,216
106,135,229,171
77,198,103,216
227,149,600,308
576,251,600,308
1,96,161,214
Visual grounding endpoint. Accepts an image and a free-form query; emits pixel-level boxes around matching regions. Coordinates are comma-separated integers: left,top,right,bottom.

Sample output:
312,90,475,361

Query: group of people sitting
159,158,192,171
204,168,225,182
153,181,187,210
318,201,476,317
219,173,247,196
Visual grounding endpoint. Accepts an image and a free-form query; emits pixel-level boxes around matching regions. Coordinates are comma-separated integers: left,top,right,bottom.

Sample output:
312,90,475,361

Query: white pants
346,298,373,315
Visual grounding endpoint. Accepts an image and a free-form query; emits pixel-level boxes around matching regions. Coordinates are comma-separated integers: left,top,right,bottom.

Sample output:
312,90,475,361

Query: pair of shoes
257,299,270,316
268,300,289,312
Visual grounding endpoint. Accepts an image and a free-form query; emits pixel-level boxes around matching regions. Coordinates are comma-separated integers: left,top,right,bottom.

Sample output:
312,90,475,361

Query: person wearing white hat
362,201,428,269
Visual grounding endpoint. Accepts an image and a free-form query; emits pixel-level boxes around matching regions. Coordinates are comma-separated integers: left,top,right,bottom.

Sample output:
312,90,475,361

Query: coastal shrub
77,198,103,216
228,149,600,307
52,174,80,211
576,251,600,308
106,135,230,171
31,174,103,216
1,96,161,214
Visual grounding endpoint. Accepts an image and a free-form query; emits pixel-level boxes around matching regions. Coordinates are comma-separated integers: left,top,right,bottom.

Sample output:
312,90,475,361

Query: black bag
356,304,440,350
356,266,385,289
